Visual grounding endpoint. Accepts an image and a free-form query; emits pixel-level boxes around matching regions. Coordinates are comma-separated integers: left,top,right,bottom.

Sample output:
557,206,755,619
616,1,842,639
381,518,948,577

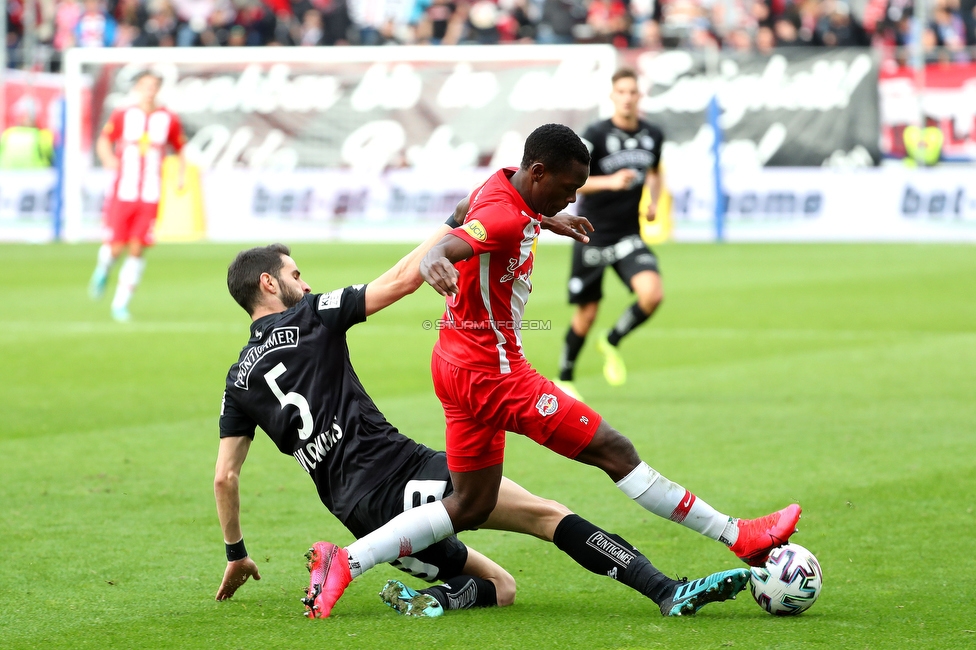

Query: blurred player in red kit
88,70,186,322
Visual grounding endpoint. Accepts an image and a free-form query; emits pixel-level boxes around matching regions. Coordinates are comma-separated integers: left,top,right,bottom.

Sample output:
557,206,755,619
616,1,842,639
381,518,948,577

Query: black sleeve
445,213,462,229
580,122,600,155
309,284,367,332
650,125,664,172
219,389,257,439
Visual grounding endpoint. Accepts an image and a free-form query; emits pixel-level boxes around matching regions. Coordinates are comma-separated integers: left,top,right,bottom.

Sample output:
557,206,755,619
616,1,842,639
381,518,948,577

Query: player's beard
279,282,305,309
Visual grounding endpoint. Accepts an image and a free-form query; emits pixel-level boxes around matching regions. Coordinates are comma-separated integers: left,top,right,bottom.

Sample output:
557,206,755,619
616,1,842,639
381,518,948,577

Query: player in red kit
88,70,186,322
304,124,802,618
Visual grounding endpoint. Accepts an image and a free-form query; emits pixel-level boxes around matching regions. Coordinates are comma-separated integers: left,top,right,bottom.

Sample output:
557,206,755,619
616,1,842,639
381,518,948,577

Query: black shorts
568,234,660,304
344,446,466,583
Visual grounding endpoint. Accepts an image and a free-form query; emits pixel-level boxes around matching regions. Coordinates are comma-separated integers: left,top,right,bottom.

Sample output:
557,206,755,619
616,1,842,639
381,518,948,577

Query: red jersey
433,168,541,374
102,105,185,204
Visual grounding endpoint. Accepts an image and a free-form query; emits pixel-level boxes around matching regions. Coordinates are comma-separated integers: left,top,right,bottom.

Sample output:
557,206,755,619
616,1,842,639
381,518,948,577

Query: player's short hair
611,67,638,84
520,123,590,174
227,243,291,315
132,70,163,85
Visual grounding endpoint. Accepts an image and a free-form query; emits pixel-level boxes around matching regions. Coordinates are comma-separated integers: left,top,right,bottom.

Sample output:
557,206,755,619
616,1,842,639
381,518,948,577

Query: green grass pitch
1,241,974,649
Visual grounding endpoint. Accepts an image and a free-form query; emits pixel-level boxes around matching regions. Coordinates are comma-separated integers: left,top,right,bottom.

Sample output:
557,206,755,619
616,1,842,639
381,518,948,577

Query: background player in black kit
214,221,752,619
556,67,666,399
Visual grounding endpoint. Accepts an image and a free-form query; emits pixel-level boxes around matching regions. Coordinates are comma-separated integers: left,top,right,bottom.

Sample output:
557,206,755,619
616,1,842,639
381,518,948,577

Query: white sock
112,256,146,310
95,244,116,275
345,500,454,578
615,461,737,544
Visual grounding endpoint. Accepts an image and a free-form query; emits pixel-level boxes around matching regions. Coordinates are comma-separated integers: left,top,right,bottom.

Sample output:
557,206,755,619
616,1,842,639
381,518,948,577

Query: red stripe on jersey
669,490,697,523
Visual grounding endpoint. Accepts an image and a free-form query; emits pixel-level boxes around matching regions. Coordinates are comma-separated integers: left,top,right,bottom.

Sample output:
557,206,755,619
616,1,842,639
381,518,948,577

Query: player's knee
447,495,497,532
637,288,663,314
589,422,641,480
491,570,517,607
466,501,496,530
572,304,599,334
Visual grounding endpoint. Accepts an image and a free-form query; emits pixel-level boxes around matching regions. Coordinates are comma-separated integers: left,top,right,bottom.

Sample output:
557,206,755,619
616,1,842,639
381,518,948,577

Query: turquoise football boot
379,580,444,618
659,568,750,616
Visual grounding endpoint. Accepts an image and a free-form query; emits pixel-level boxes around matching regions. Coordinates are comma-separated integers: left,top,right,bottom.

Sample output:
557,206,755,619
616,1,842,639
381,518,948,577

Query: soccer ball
749,543,823,615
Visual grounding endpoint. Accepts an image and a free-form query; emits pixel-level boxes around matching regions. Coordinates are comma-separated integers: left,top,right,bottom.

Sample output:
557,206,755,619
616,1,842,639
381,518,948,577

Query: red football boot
730,504,801,566
303,541,352,618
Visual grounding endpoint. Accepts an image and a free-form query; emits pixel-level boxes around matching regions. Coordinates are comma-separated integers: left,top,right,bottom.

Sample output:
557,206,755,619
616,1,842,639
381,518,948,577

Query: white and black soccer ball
749,543,823,616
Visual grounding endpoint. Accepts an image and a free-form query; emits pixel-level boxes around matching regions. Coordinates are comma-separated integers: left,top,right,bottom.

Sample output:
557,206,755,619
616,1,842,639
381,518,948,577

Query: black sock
552,514,679,605
607,302,650,347
421,575,497,610
559,327,586,381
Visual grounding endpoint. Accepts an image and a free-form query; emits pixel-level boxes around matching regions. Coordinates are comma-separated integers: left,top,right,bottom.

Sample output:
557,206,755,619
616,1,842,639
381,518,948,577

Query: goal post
61,45,617,243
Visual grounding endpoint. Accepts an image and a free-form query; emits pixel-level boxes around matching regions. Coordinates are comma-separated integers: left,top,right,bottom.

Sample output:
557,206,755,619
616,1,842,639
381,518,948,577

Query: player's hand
215,557,261,601
610,169,638,190
542,213,593,244
421,257,460,296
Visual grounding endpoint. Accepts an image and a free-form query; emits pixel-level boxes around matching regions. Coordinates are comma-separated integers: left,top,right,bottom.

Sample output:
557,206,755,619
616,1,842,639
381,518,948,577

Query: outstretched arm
363,223,452,317
214,435,261,600
541,212,593,244
363,197,471,316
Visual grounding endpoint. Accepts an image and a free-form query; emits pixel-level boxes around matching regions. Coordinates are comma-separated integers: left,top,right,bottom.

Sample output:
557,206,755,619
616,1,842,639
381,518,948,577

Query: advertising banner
7,165,975,243
80,46,616,173
0,170,58,242
668,166,976,242
203,167,489,241
620,48,881,171
879,63,976,162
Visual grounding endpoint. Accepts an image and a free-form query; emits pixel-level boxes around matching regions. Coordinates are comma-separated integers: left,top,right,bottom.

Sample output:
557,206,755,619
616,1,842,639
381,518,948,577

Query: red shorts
104,199,159,246
431,352,601,472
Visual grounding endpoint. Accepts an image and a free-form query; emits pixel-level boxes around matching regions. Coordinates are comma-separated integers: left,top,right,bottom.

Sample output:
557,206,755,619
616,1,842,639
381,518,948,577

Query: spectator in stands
963,0,976,45
233,0,275,45
756,24,776,51
417,0,463,44
347,0,414,45
725,26,754,51
538,0,587,44
140,0,179,46
465,1,502,44
773,13,803,45
931,0,968,60
171,0,217,45
505,0,537,42
198,0,238,45
297,0,352,45
75,0,118,47
796,0,825,44
53,0,82,51
586,0,631,47
636,18,664,49
817,0,870,45
295,7,324,44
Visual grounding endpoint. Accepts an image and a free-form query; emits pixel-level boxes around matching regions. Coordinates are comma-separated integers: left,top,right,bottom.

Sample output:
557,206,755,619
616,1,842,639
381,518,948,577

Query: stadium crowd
4,0,976,62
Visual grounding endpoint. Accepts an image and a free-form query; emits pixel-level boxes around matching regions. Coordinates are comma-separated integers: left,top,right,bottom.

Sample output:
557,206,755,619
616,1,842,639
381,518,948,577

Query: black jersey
578,119,664,247
219,286,418,522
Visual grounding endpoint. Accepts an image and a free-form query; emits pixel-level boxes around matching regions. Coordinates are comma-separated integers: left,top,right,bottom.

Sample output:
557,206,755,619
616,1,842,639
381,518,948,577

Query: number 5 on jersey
264,362,314,440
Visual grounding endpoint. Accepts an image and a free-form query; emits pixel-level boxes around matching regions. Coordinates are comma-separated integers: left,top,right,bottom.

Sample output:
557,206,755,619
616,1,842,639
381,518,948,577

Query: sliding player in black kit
213,212,750,619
